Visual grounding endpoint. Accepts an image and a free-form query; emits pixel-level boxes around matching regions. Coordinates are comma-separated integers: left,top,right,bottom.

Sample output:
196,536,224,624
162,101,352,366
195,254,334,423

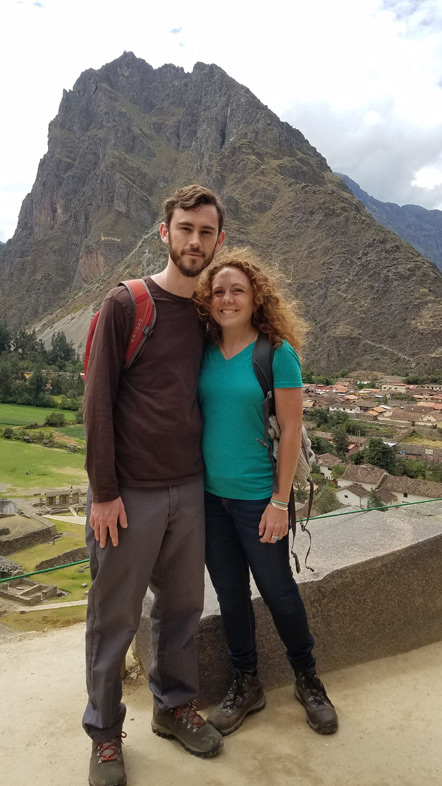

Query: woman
195,248,338,737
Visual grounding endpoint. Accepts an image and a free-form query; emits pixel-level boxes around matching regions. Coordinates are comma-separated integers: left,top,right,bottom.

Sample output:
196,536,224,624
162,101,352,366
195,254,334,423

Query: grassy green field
58,424,85,440
0,439,87,493
1,604,87,632
0,402,77,426
402,434,442,447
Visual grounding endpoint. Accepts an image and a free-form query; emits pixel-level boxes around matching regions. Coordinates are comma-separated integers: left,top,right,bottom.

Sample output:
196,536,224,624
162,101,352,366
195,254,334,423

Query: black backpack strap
290,484,314,574
252,333,275,413
252,332,314,574
252,334,278,492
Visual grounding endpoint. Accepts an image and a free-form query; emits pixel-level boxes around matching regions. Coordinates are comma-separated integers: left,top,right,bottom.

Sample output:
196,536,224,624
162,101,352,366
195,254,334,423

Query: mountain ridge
337,173,442,272
0,52,441,374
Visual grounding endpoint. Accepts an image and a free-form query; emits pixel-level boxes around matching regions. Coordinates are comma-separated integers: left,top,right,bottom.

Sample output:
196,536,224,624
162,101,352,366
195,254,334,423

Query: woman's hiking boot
151,701,223,757
294,667,338,734
89,732,126,786
207,670,266,735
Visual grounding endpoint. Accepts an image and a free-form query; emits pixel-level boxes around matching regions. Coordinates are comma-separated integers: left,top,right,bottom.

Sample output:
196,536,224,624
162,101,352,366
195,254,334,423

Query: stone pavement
1,623,441,786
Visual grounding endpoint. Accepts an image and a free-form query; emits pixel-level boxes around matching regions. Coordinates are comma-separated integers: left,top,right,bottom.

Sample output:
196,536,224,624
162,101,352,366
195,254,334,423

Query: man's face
160,205,225,278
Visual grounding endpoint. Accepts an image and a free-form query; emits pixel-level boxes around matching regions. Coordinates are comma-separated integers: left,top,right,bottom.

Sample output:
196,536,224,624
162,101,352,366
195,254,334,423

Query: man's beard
169,242,217,278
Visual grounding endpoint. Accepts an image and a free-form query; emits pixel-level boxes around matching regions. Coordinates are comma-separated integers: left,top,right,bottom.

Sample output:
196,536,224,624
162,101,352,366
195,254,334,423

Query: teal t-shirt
198,339,302,500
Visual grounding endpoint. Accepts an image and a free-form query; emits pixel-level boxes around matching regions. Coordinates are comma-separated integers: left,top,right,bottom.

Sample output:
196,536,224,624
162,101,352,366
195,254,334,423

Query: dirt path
2,626,442,786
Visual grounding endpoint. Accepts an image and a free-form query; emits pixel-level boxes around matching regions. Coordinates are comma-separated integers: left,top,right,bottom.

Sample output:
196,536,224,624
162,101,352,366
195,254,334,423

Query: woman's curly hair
194,247,308,353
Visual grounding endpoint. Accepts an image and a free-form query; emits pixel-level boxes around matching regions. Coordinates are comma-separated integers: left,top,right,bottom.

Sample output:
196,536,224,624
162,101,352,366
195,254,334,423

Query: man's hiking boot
151,701,223,757
295,667,338,734
207,670,266,735
89,733,126,786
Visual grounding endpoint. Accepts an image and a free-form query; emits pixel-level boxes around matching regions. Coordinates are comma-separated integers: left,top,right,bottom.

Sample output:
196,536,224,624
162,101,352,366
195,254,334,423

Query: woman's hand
259,503,289,543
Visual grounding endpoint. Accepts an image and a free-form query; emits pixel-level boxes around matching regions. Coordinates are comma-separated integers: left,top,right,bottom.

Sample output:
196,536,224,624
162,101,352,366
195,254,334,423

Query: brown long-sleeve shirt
83,277,204,502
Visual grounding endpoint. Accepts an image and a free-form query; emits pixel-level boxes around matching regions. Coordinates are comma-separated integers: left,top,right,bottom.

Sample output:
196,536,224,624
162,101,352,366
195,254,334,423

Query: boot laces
96,732,126,762
175,701,205,728
302,672,330,706
221,672,249,709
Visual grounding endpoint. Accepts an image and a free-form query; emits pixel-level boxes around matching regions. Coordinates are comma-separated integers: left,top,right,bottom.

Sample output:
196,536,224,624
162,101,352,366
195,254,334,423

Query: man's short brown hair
163,184,225,233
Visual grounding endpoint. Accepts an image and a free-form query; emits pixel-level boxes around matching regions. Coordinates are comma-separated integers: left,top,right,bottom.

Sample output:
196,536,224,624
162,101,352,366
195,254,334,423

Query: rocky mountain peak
0,54,441,373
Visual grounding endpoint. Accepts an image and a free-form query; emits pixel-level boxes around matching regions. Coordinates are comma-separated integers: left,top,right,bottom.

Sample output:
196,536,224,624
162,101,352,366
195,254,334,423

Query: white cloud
1,0,442,240
412,162,442,190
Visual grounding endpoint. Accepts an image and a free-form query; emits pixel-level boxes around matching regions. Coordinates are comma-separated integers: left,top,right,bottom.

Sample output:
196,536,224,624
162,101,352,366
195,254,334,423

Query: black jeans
205,492,315,674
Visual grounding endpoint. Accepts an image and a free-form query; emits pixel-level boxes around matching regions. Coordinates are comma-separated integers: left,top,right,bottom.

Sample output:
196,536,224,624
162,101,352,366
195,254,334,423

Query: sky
1,0,442,242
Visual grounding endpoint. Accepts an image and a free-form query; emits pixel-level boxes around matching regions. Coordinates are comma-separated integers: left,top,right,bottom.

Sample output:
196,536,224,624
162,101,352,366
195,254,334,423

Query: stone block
135,504,442,707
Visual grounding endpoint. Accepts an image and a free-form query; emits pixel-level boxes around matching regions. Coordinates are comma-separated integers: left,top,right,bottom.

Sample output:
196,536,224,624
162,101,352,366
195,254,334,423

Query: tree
367,489,386,510
312,408,329,427
0,323,11,354
365,439,396,474
11,328,44,360
310,436,337,456
396,458,426,479
315,486,340,514
328,411,349,428
346,420,367,436
429,463,442,483
331,464,346,479
47,331,76,368
332,426,349,458
28,369,46,406
295,487,308,503
0,357,16,401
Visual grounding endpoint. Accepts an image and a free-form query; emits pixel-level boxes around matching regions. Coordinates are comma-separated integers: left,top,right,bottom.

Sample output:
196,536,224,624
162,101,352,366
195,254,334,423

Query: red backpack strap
84,311,100,376
119,279,157,369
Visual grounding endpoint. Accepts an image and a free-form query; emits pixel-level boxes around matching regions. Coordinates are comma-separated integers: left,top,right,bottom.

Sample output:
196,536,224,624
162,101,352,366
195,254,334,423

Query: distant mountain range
0,52,441,373
337,174,442,272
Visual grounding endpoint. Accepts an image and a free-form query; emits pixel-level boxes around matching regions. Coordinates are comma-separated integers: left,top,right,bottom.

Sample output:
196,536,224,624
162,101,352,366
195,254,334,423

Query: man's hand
89,497,128,548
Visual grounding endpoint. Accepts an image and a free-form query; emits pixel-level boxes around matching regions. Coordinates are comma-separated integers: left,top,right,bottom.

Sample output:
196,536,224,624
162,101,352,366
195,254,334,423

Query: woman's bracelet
270,498,289,510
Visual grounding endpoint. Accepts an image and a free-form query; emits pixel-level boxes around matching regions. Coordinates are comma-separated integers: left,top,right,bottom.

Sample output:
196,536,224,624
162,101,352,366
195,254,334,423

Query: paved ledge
136,502,442,705
1,624,442,786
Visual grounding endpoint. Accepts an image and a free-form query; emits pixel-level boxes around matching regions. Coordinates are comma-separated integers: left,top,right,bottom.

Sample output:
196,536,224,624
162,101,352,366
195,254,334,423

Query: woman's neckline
218,332,258,361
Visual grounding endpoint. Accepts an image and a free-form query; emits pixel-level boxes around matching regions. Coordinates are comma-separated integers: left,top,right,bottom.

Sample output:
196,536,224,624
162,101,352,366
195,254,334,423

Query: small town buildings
336,483,371,508
329,403,362,416
317,453,343,480
335,483,397,508
335,464,442,510
376,476,442,505
339,464,387,491
378,408,442,429
381,381,408,394
347,436,367,456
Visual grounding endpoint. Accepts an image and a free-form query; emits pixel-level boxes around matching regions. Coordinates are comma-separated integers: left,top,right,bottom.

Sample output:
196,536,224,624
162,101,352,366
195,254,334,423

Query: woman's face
210,266,255,330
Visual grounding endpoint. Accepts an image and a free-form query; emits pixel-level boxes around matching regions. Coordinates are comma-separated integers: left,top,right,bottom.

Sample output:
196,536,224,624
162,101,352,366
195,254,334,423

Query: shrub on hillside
45,411,66,427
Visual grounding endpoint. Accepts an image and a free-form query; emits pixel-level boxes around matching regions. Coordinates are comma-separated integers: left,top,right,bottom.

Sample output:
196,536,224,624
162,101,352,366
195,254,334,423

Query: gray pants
82,479,205,742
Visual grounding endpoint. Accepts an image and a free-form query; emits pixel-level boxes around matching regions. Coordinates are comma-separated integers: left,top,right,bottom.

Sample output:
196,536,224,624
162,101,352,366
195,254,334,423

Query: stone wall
35,547,88,571
135,502,442,706
0,525,57,556
0,577,58,606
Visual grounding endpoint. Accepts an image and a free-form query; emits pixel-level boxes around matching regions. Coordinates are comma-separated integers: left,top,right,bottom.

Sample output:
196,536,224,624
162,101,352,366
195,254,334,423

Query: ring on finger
272,535,279,542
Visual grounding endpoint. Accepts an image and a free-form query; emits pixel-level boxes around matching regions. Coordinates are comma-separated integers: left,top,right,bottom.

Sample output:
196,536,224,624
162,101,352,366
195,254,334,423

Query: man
83,185,226,786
